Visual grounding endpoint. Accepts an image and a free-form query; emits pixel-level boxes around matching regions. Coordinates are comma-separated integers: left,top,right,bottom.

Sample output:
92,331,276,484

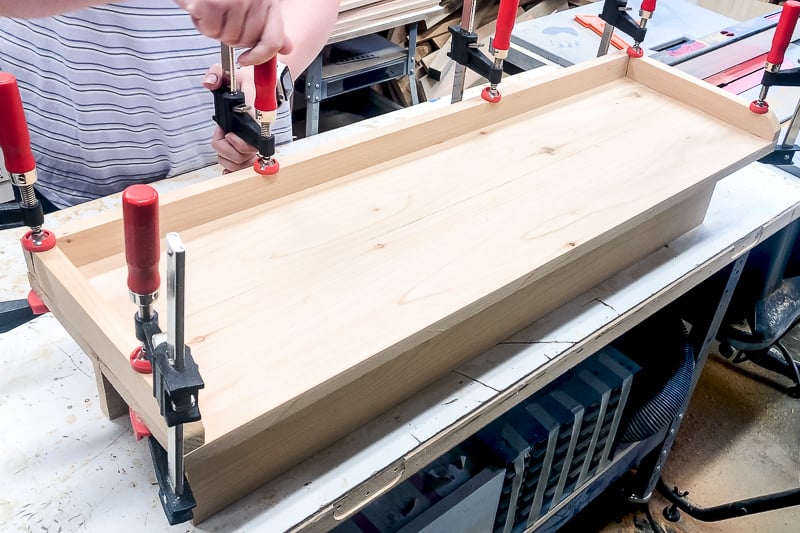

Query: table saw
511,0,800,127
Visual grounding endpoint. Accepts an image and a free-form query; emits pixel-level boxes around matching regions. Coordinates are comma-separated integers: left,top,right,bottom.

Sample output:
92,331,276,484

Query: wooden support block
93,363,128,420
27,54,778,522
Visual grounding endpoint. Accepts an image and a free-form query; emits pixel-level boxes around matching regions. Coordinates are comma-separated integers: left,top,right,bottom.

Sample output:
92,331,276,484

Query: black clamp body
212,88,275,157
758,68,800,166
599,0,648,43
0,194,46,332
0,197,43,231
134,312,205,525
760,67,800,90
447,25,519,85
0,298,35,334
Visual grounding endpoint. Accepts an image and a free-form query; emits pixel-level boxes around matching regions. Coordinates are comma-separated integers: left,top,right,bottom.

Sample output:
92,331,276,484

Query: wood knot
541,146,556,155
375,243,385,249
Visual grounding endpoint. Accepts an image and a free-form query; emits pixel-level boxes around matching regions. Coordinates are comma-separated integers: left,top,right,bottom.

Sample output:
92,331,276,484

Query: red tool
253,56,280,175
0,72,55,251
122,184,160,373
482,0,520,103
122,183,203,524
576,14,629,51
750,1,800,114
627,0,657,58
211,45,280,176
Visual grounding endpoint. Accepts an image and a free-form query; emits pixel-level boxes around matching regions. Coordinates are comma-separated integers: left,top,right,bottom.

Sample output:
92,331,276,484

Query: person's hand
175,0,294,66
203,63,258,173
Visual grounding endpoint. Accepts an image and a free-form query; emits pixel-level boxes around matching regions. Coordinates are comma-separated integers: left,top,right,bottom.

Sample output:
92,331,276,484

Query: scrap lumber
412,0,569,102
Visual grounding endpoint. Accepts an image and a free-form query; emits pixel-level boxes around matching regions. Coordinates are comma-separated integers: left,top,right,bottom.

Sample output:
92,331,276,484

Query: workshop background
1,0,798,532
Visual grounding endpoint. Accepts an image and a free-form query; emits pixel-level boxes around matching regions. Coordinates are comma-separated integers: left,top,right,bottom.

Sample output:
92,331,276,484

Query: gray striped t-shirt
0,1,292,208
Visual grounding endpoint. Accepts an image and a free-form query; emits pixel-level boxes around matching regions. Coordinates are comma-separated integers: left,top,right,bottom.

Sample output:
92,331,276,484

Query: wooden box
24,54,778,521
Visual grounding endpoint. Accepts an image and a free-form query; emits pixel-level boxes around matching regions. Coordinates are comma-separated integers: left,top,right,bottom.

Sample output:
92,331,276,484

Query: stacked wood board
331,0,443,43
414,0,570,101
25,54,778,523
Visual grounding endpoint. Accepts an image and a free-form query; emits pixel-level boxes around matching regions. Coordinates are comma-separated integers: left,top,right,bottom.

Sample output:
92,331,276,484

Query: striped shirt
0,1,292,208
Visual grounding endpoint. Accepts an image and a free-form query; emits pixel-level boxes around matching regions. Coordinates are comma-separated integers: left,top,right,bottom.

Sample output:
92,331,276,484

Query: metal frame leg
628,253,749,503
305,54,323,137
659,478,800,522
406,23,419,106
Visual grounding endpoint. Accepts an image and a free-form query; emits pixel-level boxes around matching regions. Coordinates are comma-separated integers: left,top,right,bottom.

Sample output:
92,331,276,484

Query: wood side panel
94,364,128,420
26,248,204,449
53,55,630,267
186,185,714,522
625,57,780,141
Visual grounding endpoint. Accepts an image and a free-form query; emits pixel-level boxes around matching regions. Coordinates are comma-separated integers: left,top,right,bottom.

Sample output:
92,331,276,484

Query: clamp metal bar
221,43,238,93
166,232,187,496
451,0,477,104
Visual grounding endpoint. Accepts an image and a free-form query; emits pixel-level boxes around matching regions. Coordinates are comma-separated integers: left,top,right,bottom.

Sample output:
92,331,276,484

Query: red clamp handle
0,72,36,174
493,0,520,52
640,0,657,13
767,0,800,65
122,184,161,296
253,56,278,114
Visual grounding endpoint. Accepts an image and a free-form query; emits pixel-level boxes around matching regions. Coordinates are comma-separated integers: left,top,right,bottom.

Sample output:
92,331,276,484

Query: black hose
616,327,695,444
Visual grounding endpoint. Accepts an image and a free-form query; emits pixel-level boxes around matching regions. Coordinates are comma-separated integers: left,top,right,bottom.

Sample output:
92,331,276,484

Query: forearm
279,0,339,77
0,1,102,17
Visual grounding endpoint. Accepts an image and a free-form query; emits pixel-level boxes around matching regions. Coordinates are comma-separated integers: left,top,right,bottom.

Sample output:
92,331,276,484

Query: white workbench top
2,163,799,532
3,75,800,531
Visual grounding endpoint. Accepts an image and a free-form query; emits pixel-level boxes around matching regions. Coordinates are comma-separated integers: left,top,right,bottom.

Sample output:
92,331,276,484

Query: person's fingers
218,153,255,173
238,3,289,65
218,0,249,45
225,131,257,155
211,131,257,167
216,146,254,172
202,63,224,90
178,0,224,39
237,66,256,108
211,125,226,143
211,139,254,166
233,0,266,49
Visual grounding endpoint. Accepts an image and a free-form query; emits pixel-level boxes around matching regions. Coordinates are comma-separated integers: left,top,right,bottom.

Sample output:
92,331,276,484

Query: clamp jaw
211,45,282,175
122,185,204,525
0,72,54,333
598,0,657,58
0,72,55,250
750,2,800,166
448,0,521,104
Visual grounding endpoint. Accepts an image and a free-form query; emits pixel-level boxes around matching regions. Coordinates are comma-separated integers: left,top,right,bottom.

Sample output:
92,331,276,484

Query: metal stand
627,255,749,503
301,23,420,137
659,476,800,522
718,219,800,396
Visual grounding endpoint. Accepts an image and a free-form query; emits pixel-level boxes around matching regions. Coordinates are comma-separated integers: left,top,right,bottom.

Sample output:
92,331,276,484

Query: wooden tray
24,54,778,521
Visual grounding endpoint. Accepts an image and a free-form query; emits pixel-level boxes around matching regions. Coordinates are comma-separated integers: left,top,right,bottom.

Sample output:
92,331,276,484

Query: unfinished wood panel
626,57,779,141
54,55,629,269
29,55,778,522
74,75,763,447
187,184,714,522
94,365,127,420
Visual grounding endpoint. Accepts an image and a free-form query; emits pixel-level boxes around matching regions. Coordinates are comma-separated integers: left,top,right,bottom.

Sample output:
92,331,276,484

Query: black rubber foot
663,504,681,522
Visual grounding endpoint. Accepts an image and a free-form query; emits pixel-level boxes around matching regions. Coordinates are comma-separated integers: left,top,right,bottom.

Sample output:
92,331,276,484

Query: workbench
3,77,800,531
